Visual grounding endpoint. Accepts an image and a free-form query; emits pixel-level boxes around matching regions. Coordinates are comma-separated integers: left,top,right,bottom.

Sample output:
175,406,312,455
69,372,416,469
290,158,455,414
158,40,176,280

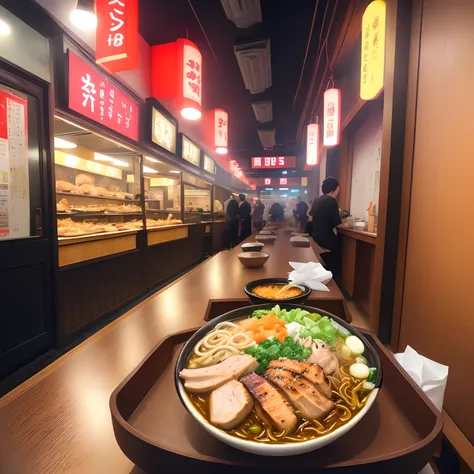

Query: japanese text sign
214,109,228,149
152,107,176,153
360,0,386,100
181,135,201,167
203,154,216,174
251,156,296,169
96,0,139,72
306,123,319,166
68,50,139,141
183,43,202,106
256,177,305,187
323,88,341,147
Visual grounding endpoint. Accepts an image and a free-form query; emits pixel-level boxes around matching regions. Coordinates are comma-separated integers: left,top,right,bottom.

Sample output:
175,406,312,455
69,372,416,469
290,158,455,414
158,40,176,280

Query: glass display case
143,157,183,228
54,117,143,238
183,173,212,224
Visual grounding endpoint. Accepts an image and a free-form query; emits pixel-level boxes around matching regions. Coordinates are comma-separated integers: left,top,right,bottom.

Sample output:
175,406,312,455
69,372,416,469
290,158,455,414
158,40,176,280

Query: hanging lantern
306,123,319,166
207,108,228,154
96,0,139,72
323,88,341,147
360,0,386,100
151,39,202,120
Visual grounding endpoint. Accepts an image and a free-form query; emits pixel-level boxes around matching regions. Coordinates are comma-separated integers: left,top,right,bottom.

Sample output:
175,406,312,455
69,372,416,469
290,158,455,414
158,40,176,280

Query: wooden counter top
0,228,344,474
338,227,377,244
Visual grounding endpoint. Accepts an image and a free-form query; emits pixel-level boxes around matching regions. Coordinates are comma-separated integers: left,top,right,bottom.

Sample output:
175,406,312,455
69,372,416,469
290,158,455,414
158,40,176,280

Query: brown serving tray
110,328,443,473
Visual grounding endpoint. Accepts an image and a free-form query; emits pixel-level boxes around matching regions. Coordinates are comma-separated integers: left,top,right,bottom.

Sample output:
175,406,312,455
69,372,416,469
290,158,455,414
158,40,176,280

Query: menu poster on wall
203,154,216,175
152,107,176,153
0,90,29,240
181,135,201,167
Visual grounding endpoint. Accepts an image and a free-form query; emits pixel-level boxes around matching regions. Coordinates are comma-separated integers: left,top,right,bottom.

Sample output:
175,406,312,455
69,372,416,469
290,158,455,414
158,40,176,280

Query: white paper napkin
394,345,449,412
395,346,449,474
288,262,333,291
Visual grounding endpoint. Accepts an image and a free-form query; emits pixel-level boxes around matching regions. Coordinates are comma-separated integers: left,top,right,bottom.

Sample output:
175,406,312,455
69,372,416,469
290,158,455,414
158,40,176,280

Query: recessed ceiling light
145,156,161,163
54,137,77,149
0,19,11,36
216,147,228,155
70,0,97,31
94,152,114,162
112,159,129,167
282,171,287,175
169,170,181,174
143,166,158,173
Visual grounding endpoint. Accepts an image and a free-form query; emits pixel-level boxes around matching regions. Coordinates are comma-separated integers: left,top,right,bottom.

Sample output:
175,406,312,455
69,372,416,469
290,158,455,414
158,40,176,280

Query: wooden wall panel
399,0,474,444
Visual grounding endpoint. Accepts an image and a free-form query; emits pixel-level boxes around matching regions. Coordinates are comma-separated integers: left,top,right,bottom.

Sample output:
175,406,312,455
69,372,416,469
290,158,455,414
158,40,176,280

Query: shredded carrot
239,314,287,343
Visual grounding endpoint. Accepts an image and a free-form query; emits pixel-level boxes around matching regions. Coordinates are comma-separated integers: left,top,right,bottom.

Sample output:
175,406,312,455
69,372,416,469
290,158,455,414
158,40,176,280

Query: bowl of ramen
238,252,269,268
175,303,382,456
244,278,311,304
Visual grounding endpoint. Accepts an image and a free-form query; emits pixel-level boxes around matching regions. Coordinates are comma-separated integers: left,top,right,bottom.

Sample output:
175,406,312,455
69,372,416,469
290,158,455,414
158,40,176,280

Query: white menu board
203,154,216,175
0,90,29,240
182,135,201,167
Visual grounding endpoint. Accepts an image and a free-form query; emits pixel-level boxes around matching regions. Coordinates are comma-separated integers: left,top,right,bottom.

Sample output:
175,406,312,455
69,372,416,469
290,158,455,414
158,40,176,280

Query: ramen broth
252,284,303,299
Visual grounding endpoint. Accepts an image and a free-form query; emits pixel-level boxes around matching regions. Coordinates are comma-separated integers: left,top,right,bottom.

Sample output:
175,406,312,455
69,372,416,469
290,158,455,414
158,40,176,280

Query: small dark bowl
244,278,312,304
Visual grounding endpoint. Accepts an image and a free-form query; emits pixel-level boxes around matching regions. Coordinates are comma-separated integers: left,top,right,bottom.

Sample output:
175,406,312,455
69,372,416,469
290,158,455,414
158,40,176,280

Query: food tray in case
110,323,443,473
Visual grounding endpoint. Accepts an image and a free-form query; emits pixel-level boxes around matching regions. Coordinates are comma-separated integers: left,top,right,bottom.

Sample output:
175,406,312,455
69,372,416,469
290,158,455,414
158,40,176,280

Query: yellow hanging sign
360,0,386,100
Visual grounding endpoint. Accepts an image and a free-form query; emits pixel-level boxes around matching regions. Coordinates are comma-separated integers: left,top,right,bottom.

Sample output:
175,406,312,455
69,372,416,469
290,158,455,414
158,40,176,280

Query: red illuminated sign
251,156,296,169
96,0,139,72
257,177,306,187
68,50,139,141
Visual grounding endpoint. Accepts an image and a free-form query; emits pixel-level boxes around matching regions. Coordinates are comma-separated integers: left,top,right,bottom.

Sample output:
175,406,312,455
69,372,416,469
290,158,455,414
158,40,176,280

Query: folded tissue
395,345,449,474
288,262,333,292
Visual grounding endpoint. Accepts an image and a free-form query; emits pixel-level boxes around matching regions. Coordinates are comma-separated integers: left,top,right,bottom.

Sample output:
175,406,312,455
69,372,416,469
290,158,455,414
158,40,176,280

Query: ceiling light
257,129,276,148
221,0,262,28
234,39,271,94
282,171,287,175
112,159,129,167
280,194,288,197
181,107,201,121
216,147,228,155
143,166,158,173
280,187,288,191
0,19,11,36
70,0,97,31
94,152,114,162
169,170,181,174
54,137,77,149
145,156,161,163
251,101,273,123
265,187,273,191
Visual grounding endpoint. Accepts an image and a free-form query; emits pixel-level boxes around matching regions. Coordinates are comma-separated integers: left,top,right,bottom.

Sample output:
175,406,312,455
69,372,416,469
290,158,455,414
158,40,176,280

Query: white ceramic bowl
177,381,378,456
175,304,382,456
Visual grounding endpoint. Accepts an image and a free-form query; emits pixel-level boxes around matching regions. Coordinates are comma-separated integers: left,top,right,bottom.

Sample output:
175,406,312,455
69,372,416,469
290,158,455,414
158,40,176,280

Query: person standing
269,202,284,223
226,196,239,249
238,194,252,241
309,177,342,274
252,199,265,232
296,196,309,232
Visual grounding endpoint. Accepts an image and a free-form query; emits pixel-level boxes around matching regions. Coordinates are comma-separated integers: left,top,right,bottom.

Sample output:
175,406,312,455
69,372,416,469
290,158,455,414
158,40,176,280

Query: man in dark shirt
238,193,252,241
226,196,239,249
309,177,342,274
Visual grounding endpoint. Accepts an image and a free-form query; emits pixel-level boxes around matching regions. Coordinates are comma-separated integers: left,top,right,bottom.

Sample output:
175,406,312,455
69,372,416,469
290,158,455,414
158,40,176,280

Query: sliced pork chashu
266,368,335,421
180,354,258,393
241,373,298,434
209,380,254,430
268,359,332,398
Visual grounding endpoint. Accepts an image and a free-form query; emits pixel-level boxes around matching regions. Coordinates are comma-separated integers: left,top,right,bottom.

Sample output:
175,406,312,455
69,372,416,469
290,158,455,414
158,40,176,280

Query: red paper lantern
151,39,202,121
96,0,139,72
306,123,319,166
323,88,341,147
212,108,228,154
